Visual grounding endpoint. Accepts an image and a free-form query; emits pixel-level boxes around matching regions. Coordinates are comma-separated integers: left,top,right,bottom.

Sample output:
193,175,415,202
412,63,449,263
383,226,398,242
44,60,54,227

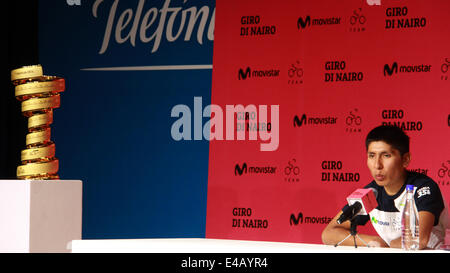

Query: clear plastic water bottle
401,184,420,250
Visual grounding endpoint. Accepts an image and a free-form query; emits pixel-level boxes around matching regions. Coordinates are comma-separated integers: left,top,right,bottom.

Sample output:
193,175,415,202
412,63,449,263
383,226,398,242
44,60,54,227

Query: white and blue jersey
346,171,450,249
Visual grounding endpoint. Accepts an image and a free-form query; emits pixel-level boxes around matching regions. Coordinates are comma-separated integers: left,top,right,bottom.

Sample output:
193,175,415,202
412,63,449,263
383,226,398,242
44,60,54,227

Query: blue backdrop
39,0,214,239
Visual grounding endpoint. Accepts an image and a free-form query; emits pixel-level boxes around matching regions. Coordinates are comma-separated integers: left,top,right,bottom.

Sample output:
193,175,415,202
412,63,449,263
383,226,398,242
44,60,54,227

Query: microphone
336,188,378,224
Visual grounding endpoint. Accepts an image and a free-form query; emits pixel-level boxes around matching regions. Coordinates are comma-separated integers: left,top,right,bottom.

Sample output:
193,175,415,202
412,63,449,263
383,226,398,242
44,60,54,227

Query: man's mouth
375,174,385,181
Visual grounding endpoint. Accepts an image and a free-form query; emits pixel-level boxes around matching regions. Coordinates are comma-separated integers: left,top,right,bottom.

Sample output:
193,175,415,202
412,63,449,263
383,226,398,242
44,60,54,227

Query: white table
70,238,448,253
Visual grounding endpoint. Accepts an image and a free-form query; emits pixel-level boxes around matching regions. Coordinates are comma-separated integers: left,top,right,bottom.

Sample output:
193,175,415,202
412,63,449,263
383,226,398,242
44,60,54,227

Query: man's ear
402,152,411,168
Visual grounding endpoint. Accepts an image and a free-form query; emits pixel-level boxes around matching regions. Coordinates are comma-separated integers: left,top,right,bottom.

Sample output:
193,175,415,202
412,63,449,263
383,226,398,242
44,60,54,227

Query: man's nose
374,157,383,169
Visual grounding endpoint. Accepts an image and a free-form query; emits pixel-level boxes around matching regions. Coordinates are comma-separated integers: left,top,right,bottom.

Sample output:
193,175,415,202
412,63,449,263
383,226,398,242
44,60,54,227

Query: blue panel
39,0,214,239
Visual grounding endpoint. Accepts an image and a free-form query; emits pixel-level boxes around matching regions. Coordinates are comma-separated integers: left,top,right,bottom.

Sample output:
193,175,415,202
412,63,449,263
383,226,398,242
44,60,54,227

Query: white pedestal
0,180,82,253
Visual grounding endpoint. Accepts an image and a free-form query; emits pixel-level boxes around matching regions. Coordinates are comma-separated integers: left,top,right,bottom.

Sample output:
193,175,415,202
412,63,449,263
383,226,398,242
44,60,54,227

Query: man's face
367,141,410,188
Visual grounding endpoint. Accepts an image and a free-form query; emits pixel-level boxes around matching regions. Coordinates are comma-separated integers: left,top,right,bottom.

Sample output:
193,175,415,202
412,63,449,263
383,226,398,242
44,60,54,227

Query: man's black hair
365,125,410,155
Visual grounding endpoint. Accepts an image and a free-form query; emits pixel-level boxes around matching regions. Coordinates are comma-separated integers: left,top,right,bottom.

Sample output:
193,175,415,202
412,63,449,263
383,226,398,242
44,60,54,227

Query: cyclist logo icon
350,8,366,25
284,159,300,176
350,8,366,32
345,109,362,133
438,161,450,179
288,60,304,85
346,109,362,126
284,159,300,182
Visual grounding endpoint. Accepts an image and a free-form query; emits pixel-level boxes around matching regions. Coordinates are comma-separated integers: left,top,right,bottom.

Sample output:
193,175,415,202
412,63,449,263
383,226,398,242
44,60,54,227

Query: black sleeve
414,181,445,226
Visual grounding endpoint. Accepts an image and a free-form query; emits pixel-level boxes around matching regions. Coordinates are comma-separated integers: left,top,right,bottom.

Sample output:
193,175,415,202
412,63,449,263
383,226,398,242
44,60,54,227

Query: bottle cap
406,184,414,191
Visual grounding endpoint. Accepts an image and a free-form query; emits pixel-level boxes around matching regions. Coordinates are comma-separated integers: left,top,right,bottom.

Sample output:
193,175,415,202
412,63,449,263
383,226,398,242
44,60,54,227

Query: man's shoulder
407,171,444,203
406,171,438,188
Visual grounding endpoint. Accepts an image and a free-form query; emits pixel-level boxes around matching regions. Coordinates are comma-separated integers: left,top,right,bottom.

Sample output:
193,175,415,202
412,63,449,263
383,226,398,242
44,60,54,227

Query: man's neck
384,170,408,196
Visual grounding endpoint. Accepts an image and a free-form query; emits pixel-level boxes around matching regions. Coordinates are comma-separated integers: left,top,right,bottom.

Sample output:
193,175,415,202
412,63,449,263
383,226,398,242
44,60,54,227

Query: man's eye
384,154,391,158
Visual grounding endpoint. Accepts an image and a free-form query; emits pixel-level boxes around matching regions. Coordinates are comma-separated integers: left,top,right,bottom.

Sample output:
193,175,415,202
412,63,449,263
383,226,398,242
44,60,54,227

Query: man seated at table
321,125,450,249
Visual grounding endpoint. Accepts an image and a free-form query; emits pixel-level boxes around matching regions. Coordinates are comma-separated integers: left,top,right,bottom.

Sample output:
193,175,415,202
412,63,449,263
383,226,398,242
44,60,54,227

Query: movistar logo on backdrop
238,67,280,80
293,114,338,127
235,163,247,176
290,212,332,225
234,163,277,176
383,62,398,76
297,15,341,30
92,0,215,54
383,62,432,76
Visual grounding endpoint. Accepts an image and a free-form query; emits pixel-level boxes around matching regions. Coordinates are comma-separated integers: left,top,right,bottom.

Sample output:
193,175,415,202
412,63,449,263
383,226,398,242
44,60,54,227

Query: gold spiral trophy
11,65,65,180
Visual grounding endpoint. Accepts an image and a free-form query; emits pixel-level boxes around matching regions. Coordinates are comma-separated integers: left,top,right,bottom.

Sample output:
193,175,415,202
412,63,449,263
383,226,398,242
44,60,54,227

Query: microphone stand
334,217,370,248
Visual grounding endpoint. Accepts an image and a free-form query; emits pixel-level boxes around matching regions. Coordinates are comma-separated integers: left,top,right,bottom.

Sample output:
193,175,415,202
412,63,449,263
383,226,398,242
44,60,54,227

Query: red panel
206,0,450,244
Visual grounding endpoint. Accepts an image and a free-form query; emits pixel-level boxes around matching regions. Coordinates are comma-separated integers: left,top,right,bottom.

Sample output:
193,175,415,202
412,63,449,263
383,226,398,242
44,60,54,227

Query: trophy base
0,179,82,253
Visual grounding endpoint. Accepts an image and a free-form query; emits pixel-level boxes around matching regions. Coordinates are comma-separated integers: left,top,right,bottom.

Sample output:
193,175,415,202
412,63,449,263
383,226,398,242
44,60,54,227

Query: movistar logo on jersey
371,216,390,226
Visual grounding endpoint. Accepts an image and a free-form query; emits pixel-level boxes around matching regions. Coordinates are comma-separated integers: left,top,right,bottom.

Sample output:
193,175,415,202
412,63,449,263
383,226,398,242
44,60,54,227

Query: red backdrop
206,0,450,244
